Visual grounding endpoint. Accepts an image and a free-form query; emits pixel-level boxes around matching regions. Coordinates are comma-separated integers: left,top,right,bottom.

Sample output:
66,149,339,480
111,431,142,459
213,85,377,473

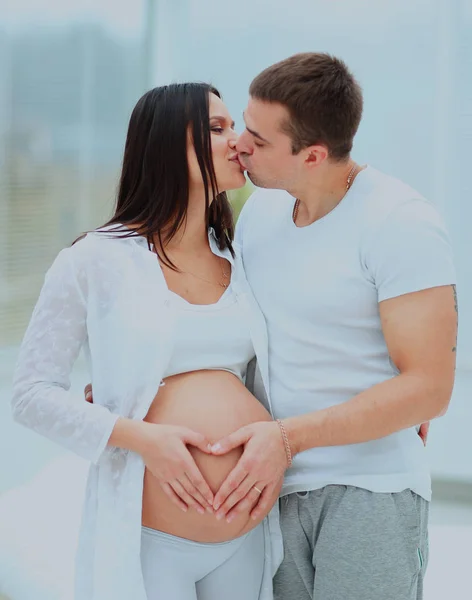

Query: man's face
236,98,302,191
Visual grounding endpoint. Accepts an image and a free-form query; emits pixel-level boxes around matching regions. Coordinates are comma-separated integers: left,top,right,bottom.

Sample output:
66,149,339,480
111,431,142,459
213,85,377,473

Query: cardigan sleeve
11,246,120,464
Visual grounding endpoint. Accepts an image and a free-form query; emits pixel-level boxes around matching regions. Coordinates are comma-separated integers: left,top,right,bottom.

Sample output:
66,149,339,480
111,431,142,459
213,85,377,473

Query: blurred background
0,0,471,598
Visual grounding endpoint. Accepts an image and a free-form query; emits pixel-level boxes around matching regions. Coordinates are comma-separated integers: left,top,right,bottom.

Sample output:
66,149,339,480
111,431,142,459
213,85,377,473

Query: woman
11,83,287,600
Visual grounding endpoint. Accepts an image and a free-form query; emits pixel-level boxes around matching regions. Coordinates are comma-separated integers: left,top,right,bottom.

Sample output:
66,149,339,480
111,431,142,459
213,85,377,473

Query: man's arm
284,284,457,453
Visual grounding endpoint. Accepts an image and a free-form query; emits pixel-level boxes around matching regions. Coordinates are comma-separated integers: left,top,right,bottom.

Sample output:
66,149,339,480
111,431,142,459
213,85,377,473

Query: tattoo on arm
452,284,458,353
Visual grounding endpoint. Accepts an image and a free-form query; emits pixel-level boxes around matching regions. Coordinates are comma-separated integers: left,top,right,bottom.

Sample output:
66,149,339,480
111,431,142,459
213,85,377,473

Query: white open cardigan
11,226,283,600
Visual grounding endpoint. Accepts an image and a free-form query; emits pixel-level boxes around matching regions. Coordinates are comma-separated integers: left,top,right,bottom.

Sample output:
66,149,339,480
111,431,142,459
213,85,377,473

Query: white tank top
164,286,255,381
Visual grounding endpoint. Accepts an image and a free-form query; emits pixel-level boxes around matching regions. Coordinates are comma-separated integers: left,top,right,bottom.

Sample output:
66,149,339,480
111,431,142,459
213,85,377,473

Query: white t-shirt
164,285,255,380
236,166,456,501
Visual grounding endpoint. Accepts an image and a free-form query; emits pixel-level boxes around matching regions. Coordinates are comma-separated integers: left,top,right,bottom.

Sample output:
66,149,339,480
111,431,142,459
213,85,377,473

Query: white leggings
140,524,265,600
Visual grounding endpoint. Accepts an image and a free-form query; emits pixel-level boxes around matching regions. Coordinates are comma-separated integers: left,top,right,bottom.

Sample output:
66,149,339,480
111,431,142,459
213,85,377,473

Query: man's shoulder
359,167,434,230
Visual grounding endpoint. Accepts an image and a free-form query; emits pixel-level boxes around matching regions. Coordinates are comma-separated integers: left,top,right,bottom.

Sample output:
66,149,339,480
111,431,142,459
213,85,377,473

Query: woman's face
188,93,246,196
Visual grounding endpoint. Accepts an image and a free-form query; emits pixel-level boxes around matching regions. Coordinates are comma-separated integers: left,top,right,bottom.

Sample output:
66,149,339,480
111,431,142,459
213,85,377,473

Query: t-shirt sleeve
363,198,457,302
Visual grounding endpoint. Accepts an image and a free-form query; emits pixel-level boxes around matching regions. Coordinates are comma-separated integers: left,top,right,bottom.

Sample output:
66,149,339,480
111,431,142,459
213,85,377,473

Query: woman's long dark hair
97,83,235,267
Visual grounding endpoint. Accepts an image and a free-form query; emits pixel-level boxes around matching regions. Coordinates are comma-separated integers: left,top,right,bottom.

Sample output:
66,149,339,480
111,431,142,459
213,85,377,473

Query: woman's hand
85,383,214,514
137,421,215,515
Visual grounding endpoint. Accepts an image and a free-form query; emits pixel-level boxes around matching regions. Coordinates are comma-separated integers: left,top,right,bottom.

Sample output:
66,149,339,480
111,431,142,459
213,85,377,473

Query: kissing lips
229,154,246,172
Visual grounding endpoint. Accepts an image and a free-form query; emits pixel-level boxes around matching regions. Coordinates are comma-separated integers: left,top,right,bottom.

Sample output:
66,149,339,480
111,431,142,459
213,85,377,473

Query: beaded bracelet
276,419,293,468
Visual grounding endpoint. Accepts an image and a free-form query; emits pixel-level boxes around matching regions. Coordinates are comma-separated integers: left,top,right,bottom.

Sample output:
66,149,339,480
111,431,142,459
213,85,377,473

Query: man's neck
294,160,358,226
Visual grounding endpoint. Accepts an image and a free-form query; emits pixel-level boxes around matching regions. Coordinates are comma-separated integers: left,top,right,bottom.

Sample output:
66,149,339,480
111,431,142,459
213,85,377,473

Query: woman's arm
11,246,119,464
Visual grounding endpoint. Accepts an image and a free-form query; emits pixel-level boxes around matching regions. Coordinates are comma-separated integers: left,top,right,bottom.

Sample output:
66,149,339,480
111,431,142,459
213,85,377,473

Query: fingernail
213,503,220,511
251,513,258,520
211,443,221,452
182,506,188,512
197,507,205,515
216,512,223,521
206,506,214,514
226,514,234,523
85,392,92,400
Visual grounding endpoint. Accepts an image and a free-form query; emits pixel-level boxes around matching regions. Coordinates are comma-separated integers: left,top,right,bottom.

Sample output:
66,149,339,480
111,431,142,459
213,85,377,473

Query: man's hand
210,421,287,522
418,422,430,446
84,383,92,403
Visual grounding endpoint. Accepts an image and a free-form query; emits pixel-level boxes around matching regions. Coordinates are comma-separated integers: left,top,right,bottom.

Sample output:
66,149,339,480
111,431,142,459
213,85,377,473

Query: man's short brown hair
249,53,363,160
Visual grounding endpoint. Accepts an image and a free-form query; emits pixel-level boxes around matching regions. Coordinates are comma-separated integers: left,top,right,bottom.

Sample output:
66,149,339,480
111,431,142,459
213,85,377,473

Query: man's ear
304,144,329,168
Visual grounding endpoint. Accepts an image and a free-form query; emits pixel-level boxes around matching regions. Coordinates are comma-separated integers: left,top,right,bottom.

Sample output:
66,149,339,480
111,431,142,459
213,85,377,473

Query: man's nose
236,131,253,156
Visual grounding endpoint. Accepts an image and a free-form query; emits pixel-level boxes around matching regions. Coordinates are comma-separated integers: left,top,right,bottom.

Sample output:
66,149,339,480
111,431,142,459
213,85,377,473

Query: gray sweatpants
274,485,429,600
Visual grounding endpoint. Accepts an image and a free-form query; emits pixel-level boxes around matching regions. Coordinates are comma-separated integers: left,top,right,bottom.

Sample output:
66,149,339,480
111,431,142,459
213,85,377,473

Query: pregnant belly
142,370,281,542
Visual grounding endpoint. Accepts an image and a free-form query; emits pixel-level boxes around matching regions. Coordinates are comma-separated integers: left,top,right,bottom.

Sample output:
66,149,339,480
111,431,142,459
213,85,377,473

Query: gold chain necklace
184,257,230,288
160,255,230,289
293,162,359,224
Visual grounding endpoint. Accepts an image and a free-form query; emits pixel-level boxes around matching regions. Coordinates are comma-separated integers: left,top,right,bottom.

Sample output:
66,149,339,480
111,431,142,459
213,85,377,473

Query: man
208,53,457,600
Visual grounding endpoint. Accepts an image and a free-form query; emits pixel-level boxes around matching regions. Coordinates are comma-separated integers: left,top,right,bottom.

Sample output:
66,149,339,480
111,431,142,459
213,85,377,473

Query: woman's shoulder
46,229,143,288
64,227,142,263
